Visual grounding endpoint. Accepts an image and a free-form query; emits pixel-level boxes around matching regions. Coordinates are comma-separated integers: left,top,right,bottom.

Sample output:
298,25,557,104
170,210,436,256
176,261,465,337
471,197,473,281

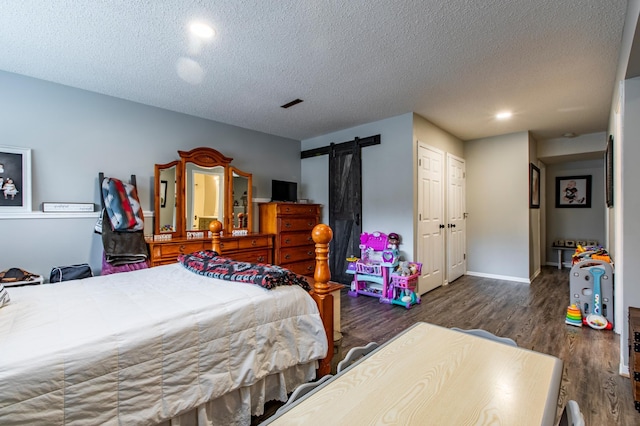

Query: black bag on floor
49,264,93,283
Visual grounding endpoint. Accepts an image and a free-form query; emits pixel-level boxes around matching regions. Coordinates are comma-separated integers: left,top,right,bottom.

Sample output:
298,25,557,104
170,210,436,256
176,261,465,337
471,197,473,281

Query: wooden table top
264,322,563,425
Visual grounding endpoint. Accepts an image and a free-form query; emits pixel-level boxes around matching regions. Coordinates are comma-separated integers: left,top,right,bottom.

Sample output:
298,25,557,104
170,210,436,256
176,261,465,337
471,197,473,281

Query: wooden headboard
209,220,336,376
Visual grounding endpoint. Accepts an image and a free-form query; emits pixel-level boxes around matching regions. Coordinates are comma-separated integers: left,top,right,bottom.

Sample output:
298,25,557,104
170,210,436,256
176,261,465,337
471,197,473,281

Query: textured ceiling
0,1,628,141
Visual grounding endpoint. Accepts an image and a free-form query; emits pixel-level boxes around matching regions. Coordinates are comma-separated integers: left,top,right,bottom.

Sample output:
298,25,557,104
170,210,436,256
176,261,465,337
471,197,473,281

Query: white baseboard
530,268,541,282
465,271,530,284
620,363,630,377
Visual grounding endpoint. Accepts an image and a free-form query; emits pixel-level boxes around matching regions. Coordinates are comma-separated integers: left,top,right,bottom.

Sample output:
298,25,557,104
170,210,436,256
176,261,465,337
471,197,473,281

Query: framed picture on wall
529,163,540,208
605,134,613,207
555,175,592,208
0,146,32,213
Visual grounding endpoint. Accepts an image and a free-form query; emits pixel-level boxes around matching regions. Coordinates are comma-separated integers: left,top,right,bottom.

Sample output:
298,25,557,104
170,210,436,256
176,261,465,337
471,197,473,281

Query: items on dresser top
259,202,321,276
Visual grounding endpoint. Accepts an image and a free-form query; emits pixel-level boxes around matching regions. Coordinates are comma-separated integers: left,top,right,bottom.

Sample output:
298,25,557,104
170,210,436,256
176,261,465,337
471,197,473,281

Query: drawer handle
284,238,291,244
220,243,225,249
284,254,291,260
257,256,265,262
179,245,186,253
284,222,292,228
306,265,313,272
307,222,314,227
307,250,313,257
251,239,257,246
285,207,291,212
307,236,313,242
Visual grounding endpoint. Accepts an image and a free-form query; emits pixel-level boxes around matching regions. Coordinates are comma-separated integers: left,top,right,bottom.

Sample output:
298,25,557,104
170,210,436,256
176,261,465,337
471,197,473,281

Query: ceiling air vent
280,98,304,109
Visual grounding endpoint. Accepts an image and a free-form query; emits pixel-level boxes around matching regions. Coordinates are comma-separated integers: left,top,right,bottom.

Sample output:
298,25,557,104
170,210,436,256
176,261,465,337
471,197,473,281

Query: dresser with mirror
148,146,273,266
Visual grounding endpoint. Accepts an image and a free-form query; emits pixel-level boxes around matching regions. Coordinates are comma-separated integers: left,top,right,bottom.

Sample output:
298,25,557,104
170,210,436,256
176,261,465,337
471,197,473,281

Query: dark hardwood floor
255,266,637,425
335,266,637,425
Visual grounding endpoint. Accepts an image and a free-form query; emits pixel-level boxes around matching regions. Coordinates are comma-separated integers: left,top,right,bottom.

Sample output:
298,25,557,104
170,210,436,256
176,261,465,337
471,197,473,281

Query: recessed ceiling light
190,22,215,39
562,132,578,138
495,111,513,120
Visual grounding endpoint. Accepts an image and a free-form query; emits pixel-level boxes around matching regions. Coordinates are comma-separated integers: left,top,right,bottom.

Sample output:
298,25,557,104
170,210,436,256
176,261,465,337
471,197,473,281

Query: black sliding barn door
329,141,362,284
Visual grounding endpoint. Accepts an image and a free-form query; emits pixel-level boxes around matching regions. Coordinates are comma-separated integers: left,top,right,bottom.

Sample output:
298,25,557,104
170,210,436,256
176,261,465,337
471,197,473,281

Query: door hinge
419,213,422,221
464,253,466,260
463,172,466,178
418,159,422,166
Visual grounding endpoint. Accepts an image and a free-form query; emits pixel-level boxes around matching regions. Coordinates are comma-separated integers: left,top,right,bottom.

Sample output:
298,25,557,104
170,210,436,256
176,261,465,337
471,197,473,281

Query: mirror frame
154,160,182,237
154,147,253,237
179,147,232,236
227,166,253,233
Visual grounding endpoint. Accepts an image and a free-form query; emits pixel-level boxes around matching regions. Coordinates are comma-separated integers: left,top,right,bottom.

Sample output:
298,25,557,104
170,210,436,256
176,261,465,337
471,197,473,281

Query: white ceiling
0,1,629,142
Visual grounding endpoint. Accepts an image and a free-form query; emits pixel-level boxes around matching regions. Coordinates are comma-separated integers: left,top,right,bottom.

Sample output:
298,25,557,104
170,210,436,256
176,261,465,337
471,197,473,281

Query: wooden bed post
209,220,223,254
311,223,334,377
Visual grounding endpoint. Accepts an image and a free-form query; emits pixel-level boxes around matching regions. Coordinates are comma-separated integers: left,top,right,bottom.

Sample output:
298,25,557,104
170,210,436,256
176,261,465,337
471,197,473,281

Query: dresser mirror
154,161,181,235
185,163,225,232
154,147,253,237
229,167,252,231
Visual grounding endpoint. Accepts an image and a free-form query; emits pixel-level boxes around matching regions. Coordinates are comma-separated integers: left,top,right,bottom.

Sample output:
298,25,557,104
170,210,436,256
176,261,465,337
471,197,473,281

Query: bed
0,222,336,425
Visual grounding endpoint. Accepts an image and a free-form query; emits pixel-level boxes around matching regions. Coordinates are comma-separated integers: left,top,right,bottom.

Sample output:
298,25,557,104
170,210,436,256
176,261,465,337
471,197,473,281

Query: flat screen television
271,179,297,202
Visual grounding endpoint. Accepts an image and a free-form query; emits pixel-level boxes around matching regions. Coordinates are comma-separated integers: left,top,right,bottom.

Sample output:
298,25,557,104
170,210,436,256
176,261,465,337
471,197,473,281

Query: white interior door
417,142,444,294
447,154,466,282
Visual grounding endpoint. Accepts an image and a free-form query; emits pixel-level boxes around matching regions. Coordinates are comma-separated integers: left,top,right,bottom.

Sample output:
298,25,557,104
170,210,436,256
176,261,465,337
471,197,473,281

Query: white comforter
0,264,327,425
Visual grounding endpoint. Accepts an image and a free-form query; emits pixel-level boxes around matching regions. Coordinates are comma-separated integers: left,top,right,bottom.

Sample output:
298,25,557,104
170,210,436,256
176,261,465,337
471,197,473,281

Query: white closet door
447,153,466,283
417,142,444,294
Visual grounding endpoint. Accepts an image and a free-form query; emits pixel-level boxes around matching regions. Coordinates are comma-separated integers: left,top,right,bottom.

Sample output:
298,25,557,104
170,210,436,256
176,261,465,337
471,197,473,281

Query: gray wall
0,70,301,277
301,113,416,260
465,132,530,281
545,159,605,267
412,113,464,158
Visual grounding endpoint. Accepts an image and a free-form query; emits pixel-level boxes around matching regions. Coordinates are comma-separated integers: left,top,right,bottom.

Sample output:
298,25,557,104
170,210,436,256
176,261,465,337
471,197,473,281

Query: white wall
301,113,415,259
529,134,541,280
465,132,530,281
544,159,606,266
538,132,606,161
620,76,640,367
0,71,302,276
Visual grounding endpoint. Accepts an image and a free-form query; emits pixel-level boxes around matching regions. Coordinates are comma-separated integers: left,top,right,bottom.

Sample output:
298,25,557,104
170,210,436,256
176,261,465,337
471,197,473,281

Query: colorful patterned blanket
101,177,144,232
179,250,311,291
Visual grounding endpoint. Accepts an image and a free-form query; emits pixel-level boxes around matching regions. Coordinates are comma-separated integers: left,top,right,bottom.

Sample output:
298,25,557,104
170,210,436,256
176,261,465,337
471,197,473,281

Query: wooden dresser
630,306,640,412
147,233,273,267
259,202,321,276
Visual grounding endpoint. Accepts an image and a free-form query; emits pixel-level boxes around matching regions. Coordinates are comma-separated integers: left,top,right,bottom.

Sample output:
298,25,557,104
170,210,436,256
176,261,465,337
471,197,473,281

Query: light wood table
263,322,563,426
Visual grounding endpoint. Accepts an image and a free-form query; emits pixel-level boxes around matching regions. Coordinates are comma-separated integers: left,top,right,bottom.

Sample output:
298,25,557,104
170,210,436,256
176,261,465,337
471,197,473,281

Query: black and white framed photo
555,175,591,208
0,146,32,213
529,163,540,208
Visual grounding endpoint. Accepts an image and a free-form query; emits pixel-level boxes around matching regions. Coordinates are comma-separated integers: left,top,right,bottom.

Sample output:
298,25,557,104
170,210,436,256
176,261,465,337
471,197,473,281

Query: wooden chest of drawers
259,202,321,276
630,306,640,412
147,234,273,267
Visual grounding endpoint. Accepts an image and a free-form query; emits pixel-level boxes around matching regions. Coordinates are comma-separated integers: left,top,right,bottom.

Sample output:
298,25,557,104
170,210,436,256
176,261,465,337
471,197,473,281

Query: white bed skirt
161,361,317,426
